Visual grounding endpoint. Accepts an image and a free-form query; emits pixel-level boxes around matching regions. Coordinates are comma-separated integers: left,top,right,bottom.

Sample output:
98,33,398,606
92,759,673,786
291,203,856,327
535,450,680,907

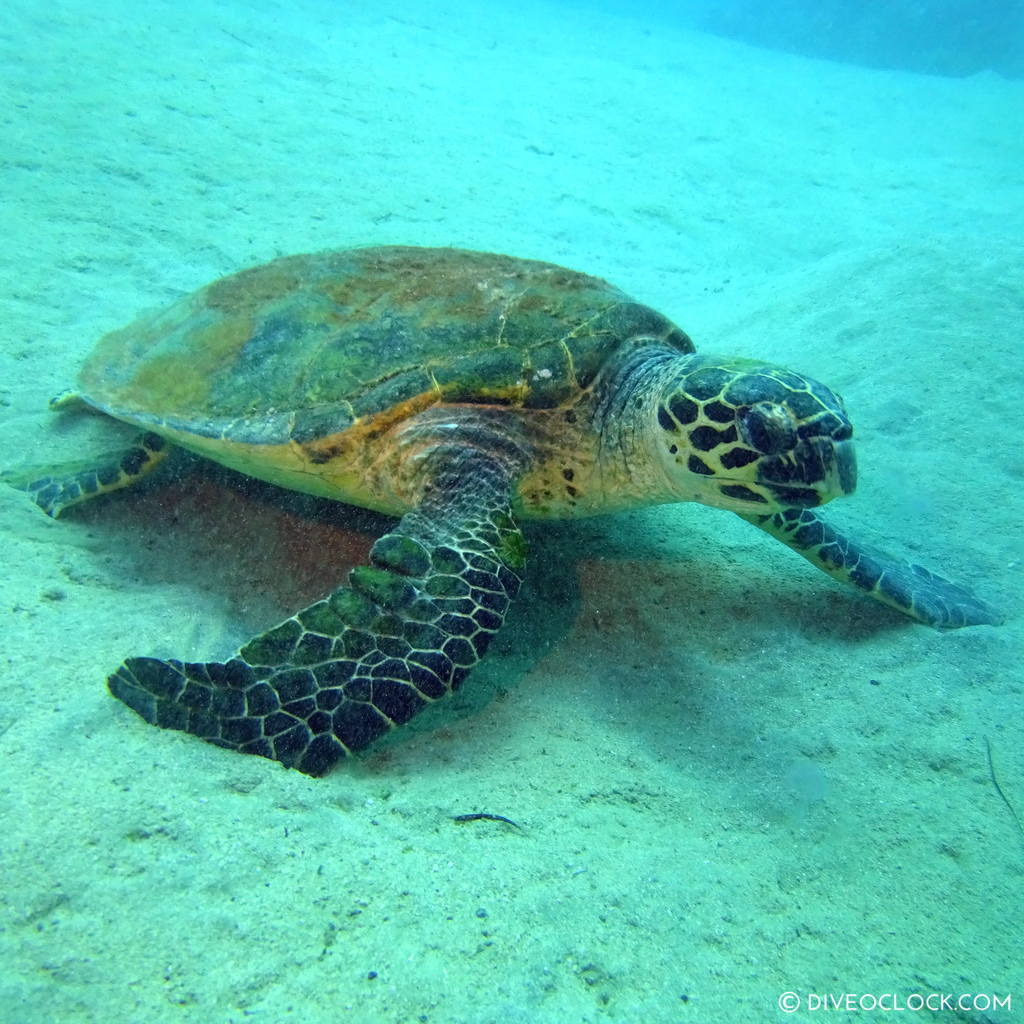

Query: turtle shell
78,247,695,446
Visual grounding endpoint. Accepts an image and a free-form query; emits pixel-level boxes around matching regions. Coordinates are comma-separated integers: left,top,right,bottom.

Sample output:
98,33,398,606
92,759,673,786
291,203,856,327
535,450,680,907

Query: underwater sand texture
1,1,1022,1021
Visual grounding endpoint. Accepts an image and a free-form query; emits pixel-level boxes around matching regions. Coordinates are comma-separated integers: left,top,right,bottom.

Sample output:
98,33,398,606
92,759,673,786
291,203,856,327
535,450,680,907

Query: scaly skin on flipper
107,450,524,775
747,508,1003,628
23,431,169,518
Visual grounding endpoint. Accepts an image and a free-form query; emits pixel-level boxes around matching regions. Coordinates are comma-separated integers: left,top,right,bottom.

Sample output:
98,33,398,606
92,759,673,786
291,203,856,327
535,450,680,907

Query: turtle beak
832,439,857,496
758,437,857,508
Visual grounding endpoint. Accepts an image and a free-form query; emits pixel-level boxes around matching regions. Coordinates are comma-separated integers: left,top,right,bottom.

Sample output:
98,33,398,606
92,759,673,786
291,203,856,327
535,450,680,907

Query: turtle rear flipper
17,431,169,517
106,451,526,775
4,393,171,517
746,508,1002,629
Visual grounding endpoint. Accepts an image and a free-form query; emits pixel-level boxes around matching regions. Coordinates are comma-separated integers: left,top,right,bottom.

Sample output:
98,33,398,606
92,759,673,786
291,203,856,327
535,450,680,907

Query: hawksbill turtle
17,246,1000,774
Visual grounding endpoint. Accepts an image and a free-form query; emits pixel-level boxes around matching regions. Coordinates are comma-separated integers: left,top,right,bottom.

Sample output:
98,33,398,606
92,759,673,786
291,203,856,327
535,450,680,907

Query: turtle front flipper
107,452,526,775
744,508,1002,629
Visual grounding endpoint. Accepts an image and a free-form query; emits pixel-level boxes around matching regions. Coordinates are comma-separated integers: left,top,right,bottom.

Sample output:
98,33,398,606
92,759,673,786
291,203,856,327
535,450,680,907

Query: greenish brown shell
78,247,694,446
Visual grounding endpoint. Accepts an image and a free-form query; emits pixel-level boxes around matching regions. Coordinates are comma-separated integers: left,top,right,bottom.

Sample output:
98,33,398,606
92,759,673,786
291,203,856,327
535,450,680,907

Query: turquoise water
1,2,1021,1021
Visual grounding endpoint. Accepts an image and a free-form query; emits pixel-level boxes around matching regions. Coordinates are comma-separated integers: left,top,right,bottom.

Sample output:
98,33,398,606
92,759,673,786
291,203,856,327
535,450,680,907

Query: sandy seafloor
1,1,1023,1022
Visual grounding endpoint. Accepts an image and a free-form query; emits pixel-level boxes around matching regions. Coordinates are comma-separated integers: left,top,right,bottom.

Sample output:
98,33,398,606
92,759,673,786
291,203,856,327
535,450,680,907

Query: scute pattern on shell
77,247,695,445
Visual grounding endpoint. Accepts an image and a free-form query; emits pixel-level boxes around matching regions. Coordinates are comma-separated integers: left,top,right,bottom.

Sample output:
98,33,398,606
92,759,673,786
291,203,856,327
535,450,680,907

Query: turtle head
654,355,856,513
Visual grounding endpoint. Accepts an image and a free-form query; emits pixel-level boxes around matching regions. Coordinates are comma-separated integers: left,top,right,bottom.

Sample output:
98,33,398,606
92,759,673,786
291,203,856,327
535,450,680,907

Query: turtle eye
739,402,797,454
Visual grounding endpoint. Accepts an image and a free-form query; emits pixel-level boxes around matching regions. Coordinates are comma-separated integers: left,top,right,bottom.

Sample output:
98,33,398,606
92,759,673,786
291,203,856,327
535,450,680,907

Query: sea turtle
17,246,1000,775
